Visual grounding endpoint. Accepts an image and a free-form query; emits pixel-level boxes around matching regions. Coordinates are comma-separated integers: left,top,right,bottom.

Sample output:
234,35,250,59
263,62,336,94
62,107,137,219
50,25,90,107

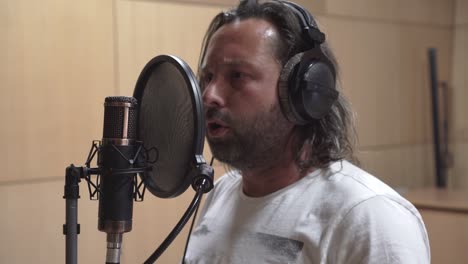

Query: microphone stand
63,141,213,264
63,140,103,264
63,165,86,264
63,164,101,264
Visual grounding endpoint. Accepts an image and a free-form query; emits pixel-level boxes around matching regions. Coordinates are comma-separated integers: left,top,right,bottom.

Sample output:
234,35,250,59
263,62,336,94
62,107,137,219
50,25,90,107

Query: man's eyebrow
201,59,256,72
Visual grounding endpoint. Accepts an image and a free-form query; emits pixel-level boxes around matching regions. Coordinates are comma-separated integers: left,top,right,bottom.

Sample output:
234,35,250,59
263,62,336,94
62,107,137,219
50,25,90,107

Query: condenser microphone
63,55,212,264
97,96,143,264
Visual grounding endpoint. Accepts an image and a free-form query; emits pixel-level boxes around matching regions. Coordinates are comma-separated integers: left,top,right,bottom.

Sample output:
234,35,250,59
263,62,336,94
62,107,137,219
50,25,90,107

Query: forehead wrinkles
202,19,280,69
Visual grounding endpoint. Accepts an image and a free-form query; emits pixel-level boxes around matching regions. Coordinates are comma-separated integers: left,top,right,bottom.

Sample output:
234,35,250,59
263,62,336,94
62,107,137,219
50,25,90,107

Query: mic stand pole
63,164,86,264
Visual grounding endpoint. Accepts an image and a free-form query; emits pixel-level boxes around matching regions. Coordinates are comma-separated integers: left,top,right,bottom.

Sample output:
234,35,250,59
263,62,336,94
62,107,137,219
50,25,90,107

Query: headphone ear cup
278,51,338,125
295,59,338,120
278,52,304,124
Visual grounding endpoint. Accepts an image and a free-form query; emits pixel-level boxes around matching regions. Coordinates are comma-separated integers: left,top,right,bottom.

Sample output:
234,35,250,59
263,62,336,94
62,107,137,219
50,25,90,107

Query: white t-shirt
185,160,430,264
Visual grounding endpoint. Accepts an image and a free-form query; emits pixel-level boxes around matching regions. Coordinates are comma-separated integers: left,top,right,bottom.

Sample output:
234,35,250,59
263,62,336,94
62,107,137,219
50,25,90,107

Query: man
185,0,430,263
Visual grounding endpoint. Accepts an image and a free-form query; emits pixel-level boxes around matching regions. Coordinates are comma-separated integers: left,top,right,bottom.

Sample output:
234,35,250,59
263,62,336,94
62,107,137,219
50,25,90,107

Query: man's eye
231,71,246,79
202,73,213,84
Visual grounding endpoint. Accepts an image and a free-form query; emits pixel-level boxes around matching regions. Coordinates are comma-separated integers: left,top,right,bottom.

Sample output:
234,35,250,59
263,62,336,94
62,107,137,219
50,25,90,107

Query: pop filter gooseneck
133,55,213,263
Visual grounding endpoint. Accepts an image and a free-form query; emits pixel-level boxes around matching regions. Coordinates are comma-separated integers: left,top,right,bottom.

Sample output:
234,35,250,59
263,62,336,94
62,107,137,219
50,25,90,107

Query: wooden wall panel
455,0,468,25
452,27,468,142
321,17,401,147
450,0,468,189
397,25,453,145
125,0,328,14
404,188,468,264
114,0,222,95
322,17,452,149
128,0,237,7
326,0,454,25
357,144,435,189
0,0,115,182
450,143,468,189
0,181,100,263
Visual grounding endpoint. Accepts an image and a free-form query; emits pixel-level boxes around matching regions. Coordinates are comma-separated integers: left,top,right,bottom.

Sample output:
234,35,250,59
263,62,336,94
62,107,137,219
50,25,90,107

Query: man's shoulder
321,160,403,201
304,160,418,222
307,161,430,263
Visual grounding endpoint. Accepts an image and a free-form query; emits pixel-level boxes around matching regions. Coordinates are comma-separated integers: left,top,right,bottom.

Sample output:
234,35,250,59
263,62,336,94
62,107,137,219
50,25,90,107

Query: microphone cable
181,156,215,264
144,157,214,264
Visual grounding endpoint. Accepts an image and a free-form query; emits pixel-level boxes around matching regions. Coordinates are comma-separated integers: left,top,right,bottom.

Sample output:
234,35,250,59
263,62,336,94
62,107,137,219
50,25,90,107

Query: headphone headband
279,1,325,45
276,0,338,123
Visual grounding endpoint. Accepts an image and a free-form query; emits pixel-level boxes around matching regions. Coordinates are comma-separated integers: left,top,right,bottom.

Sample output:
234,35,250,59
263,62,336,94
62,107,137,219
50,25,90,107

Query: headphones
277,1,339,125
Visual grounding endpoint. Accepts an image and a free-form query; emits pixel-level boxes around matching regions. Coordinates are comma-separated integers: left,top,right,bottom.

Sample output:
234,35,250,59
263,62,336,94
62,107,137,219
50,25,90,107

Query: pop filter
133,55,205,199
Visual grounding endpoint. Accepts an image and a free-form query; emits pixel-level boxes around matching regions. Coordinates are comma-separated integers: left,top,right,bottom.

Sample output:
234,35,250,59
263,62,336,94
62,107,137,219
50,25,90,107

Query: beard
206,103,293,172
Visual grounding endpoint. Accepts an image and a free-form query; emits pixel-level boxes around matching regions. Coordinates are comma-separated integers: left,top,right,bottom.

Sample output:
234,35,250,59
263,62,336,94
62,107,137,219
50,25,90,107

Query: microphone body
97,96,141,263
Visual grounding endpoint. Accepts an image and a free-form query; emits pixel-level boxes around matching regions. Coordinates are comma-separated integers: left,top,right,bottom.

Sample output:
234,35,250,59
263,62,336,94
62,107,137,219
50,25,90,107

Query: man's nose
202,79,226,108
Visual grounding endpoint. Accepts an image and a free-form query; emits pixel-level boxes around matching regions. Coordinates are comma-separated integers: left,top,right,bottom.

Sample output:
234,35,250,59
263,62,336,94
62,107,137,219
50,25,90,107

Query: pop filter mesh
136,56,203,198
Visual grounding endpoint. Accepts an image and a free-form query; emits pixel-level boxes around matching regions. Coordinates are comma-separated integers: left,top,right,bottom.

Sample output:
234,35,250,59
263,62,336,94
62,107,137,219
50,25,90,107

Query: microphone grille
103,96,138,142
105,96,138,104
128,105,138,139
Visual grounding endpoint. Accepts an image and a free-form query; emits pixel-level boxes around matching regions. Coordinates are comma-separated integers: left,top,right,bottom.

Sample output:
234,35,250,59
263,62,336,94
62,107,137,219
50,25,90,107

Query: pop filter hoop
133,55,205,198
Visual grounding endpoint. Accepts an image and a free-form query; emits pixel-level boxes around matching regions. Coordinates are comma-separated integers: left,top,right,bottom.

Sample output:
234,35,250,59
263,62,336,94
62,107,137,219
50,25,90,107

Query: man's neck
240,158,305,197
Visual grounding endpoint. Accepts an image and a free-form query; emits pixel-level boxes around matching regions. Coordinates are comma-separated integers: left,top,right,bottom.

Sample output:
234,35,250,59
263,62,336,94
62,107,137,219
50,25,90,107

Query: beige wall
320,1,454,189
0,1,224,263
450,0,468,189
0,0,463,263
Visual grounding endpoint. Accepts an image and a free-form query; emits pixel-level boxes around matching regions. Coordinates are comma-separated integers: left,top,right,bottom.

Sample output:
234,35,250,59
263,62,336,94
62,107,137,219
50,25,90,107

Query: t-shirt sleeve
327,195,431,264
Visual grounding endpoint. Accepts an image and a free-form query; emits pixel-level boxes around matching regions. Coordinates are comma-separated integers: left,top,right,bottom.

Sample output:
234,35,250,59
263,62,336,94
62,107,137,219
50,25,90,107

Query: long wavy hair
199,0,358,170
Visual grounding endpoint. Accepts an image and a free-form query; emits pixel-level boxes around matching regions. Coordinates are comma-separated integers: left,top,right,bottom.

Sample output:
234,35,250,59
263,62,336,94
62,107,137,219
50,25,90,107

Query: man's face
201,18,294,171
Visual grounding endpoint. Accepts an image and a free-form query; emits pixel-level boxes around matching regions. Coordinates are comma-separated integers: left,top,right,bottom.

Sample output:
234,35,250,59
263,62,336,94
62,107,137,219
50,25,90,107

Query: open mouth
207,121,229,137
209,122,222,130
